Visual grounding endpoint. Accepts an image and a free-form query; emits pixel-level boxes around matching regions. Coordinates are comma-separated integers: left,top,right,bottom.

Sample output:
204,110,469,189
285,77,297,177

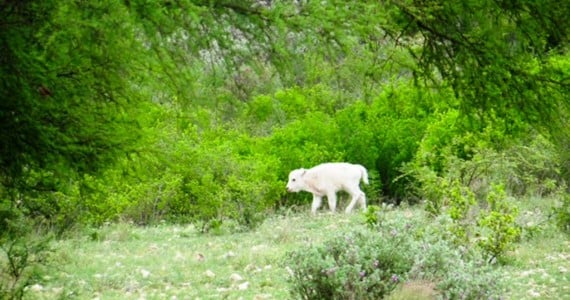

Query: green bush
0,214,52,300
445,180,477,244
125,129,281,230
334,84,435,201
406,115,562,200
285,228,413,299
362,205,382,228
476,185,521,262
286,209,506,299
50,106,284,230
404,134,529,261
555,193,570,232
259,82,438,207
408,231,504,300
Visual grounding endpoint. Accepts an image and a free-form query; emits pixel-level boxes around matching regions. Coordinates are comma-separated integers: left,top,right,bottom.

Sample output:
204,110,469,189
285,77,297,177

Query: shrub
286,209,506,299
445,180,477,244
406,148,523,260
334,84,436,202
408,234,504,300
435,259,504,300
403,125,564,258
53,110,285,231
285,228,413,299
155,131,281,230
476,184,521,262
406,128,563,203
554,193,570,232
363,205,382,228
0,216,52,300
263,83,442,208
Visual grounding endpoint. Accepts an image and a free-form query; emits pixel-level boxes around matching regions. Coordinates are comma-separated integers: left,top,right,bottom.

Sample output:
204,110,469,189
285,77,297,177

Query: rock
140,269,151,278
30,284,44,292
230,273,244,282
238,281,249,290
204,269,216,278
224,251,236,259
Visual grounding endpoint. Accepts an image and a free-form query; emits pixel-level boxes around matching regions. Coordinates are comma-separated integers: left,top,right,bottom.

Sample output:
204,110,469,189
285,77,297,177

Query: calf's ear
301,169,306,176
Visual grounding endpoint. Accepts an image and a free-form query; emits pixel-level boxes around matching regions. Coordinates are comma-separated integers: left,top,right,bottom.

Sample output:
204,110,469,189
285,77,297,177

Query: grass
28,212,363,299
502,233,570,299
500,196,570,299
18,199,570,299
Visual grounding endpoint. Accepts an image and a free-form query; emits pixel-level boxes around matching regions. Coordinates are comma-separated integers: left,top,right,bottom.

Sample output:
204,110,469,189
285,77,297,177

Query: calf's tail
360,165,369,185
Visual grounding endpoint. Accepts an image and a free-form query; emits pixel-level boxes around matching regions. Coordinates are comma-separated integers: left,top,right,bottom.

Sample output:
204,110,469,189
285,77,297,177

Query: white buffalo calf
286,162,369,214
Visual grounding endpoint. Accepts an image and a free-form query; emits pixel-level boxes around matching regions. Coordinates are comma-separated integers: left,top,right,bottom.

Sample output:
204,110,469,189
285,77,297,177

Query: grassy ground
23,200,570,299
29,212,362,299
501,196,570,299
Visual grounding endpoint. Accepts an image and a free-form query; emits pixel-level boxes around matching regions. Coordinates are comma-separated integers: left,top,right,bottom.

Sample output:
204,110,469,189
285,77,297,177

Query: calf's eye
292,178,296,182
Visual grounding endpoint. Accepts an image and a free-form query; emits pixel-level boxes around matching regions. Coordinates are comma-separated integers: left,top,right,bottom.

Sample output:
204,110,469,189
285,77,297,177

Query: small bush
0,216,52,300
403,132,557,262
476,185,521,262
285,228,413,299
362,205,382,228
555,193,570,232
285,210,506,299
436,259,504,300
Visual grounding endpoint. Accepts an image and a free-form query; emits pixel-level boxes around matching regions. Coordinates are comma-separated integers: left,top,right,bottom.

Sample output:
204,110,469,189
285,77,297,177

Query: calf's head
286,168,306,192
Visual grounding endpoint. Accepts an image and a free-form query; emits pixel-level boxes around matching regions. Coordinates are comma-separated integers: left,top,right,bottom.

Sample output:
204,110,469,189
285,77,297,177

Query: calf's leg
326,192,337,212
311,195,322,215
345,187,365,213
358,192,367,210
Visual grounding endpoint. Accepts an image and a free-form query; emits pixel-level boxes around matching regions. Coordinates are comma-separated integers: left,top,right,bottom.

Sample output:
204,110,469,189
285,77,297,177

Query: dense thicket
1,0,569,237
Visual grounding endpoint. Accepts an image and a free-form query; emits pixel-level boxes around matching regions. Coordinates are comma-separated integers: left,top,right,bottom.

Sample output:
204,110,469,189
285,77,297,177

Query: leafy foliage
383,0,570,130
286,228,413,299
555,193,570,233
286,209,506,299
0,218,52,300
403,134,560,261
477,188,522,263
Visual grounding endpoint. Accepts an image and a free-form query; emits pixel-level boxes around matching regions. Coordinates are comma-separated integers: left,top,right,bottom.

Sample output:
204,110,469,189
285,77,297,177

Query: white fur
286,162,369,214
